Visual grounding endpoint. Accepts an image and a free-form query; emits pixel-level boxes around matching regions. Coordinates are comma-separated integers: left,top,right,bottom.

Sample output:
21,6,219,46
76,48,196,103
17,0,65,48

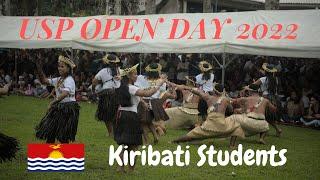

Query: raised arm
161,87,177,100
136,78,165,97
136,86,160,97
165,74,193,91
35,53,50,85
189,88,210,101
252,78,262,86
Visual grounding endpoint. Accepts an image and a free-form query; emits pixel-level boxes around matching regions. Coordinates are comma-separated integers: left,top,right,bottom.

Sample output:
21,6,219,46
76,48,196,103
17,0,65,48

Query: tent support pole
213,55,222,67
222,53,226,86
139,58,142,75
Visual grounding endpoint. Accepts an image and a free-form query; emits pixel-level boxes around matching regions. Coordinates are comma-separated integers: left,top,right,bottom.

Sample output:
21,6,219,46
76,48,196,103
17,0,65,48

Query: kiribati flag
27,144,84,172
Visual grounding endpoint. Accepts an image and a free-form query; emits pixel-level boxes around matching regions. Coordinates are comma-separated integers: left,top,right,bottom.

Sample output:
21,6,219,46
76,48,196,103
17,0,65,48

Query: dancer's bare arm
136,79,165,97
91,78,102,92
189,88,210,101
252,79,262,86
35,54,50,85
267,100,277,113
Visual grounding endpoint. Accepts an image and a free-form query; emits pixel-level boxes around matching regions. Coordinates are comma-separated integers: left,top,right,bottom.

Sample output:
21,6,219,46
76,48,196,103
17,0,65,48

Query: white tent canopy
0,10,319,58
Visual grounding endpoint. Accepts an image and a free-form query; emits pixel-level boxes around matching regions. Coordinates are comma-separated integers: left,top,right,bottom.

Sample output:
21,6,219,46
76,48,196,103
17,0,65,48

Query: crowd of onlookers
0,49,319,129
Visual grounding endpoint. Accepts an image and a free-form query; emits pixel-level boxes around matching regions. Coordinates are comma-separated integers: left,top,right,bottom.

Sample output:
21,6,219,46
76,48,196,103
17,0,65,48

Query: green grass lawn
0,96,319,180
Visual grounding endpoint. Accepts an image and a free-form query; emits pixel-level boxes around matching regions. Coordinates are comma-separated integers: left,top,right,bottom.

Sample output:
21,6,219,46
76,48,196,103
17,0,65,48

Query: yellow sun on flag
48,144,64,158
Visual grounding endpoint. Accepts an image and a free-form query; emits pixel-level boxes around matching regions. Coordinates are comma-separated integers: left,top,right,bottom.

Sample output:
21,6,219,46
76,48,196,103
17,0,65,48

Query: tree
145,0,156,14
114,0,121,15
123,0,139,15
4,0,10,15
203,0,213,13
265,0,279,10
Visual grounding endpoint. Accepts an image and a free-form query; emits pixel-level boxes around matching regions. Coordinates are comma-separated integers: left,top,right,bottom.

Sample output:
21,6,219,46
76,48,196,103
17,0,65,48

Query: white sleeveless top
95,67,121,92
48,76,76,103
259,77,269,96
196,73,214,93
134,75,166,99
119,85,140,113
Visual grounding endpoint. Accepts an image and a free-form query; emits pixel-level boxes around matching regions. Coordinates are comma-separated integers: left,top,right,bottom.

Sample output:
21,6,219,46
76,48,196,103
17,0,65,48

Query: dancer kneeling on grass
228,84,277,144
114,64,165,173
92,54,121,137
165,77,200,130
196,61,215,125
35,55,80,144
252,63,282,137
173,83,244,149
0,132,19,163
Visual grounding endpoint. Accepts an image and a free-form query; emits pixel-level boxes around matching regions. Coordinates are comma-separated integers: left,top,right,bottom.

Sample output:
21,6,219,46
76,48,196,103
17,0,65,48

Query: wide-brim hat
145,63,162,73
198,61,213,72
58,55,76,69
262,63,277,73
120,64,139,77
102,54,120,64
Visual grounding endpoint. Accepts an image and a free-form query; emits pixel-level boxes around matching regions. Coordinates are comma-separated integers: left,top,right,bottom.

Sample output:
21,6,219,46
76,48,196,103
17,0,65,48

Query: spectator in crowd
33,79,49,98
301,88,313,115
282,91,303,123
0,69,11,85
1,49,320,132
176,55,189,84
0,81,11,96
299,96,320,128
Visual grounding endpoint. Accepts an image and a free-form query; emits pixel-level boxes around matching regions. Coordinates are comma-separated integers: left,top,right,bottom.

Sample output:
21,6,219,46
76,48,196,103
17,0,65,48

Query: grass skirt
138,99,169,123
96,89,118,123
265,95,282,122
138,102,153,124
0,132,19,163
187,112,245,139
228,113,269,136
114,111,142,146
165,107,198,130
35,102,80,143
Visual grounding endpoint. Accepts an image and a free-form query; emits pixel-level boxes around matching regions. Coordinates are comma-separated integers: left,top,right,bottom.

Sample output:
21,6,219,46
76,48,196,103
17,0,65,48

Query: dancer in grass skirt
196,61,215,124
135,63,174,144
229,84,278,144
0,132,19,163
114,64,165,172
252,63,283,137
35,54,79,143
92,54,121,137
173,83,244,148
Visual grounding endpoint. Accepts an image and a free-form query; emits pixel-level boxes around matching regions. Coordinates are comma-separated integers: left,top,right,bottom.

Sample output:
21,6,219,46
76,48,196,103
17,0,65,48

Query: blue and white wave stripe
27,158,84,171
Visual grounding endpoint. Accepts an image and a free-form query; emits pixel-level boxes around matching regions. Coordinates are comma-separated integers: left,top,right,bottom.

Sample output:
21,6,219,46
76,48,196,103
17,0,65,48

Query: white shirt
196,73,214,92
4,75,11,83
94,67,120,91
135,75,166,99
259,77,269,96
119,85,140,113
301,95,310,108
49,76,76,103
